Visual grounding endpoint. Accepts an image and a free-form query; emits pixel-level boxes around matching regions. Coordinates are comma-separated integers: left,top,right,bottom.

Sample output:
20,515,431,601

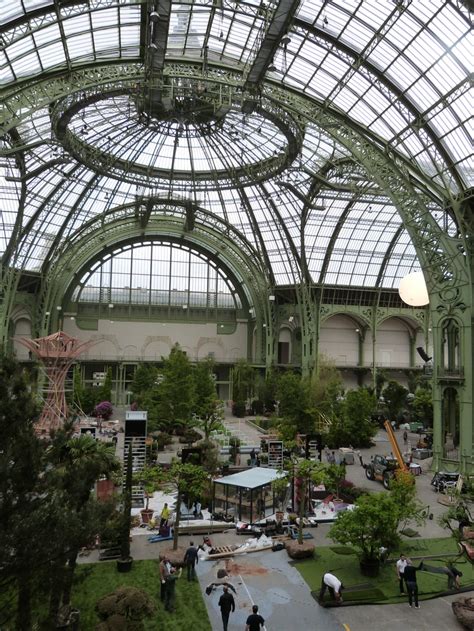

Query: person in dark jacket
159,555,171,601
183,541,199,581
218,585,235,631
164,566,182,612
404,559,423,608
245,604,265,631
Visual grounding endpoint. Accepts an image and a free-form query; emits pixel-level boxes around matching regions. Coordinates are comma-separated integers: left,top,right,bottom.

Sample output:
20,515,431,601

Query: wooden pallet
272,534,290,542
214,545,237,555
205,538,288,560
177,522,231,535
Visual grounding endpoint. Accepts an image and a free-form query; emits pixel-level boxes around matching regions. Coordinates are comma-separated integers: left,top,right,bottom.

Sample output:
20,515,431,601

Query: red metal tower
16,331,96,436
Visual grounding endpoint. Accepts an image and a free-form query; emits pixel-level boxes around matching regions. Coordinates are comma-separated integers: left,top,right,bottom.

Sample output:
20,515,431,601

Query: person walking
403,430,408,446
160,502,171,528
164,566,182,612
159,555,171,602
183,540,199,581
404,559,423,608
218,585,235,631
396,553,408,594
319,571,343,603
356,449,364,466
245,604,265,631
250,448,256,466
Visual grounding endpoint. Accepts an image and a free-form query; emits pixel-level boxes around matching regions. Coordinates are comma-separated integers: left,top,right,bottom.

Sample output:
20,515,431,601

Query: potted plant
272,476,289,522
134,465,162,524
325,464,346,502
286,461,328,559
229,436,241,465
117,445,133,573
329,492,400,577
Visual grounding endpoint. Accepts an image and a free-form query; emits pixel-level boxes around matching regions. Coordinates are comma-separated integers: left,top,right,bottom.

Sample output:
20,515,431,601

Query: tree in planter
157,344,195,434
229,436,241,465
167,462,208,551
133,465,162,522
329,492,400,576
294,461,329,545
309,355,344,420
276,371,307,435
198,438,221,475
389,471,426,534
285,460,329,560
98,367,113,404
94,400,113,426
334,388,377,448
412,386,433,426
382,380,408,423
271,476,289,517
324,464,347,500
130,364,162,432
155,431,173,451
72,365,85,412
232,359,254,417
257,369,277,414
193,359,224,439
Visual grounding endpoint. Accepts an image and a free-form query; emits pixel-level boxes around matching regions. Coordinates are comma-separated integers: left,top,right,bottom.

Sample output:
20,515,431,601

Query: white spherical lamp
398,271,429,306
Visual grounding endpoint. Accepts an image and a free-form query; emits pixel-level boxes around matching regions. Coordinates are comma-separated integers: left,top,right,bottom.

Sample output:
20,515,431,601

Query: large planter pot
359,557,380,577
116,557,133,573
286,540,315,559
140,508,154,524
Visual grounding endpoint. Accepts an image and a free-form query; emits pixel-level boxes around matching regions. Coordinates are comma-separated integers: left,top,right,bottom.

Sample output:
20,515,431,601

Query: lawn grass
294,537,473,606
73,559,211,630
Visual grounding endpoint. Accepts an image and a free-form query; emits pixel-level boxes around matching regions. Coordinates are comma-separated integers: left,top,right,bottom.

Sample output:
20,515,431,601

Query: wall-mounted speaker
416,346,432,362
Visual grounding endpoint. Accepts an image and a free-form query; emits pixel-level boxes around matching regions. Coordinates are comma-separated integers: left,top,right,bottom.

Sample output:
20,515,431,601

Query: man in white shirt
396,553,409,594
319,572,343,603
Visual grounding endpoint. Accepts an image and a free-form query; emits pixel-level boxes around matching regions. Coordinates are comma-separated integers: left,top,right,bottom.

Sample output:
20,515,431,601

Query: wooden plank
204,543,277,560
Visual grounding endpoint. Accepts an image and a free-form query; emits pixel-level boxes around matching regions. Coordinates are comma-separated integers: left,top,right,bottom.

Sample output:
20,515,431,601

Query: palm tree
45,431,120,618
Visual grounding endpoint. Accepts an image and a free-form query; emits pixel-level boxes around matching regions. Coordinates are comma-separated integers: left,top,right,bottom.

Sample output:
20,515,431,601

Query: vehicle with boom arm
365,420,410,489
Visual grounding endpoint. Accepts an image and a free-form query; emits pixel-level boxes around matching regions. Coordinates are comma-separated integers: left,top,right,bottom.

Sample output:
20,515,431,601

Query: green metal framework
0,1,472,470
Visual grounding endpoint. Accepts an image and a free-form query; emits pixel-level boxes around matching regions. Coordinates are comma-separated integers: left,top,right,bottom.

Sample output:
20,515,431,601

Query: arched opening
278,327,292,364
12,317,32,360
442,387,459,461
441,319,461,375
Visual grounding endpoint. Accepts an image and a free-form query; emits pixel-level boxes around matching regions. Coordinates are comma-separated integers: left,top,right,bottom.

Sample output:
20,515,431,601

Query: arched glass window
71,241,242,315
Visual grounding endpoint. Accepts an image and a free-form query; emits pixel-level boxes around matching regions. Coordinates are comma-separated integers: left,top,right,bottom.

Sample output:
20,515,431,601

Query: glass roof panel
0,0,470,286
0,1,23,24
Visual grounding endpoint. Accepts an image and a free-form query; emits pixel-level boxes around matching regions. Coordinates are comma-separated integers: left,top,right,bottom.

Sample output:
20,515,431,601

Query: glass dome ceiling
0,0,471,289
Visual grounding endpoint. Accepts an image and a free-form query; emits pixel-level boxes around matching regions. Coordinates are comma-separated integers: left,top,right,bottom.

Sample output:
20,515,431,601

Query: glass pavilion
0,1,472,471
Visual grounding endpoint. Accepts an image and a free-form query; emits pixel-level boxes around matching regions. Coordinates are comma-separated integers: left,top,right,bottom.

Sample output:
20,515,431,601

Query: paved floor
196,549,342,631
93,415,471,630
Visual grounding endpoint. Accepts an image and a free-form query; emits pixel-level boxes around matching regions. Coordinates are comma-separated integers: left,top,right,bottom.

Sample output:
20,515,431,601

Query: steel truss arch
1,60,471,352
49,84,305,190
0,59,462,201
37,207,271,357
291,18,467,194
258,83,470,298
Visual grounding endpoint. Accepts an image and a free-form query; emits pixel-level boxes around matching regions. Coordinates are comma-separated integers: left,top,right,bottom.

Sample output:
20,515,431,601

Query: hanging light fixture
267,58,277,72
149,8,160,22
398,271,429,306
